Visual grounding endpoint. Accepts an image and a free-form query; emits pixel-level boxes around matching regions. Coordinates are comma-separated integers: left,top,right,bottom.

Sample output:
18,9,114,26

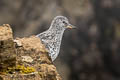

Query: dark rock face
0,24,16,71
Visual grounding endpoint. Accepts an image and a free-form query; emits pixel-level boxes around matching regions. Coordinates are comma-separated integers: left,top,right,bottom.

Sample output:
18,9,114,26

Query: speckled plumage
36,16,75,61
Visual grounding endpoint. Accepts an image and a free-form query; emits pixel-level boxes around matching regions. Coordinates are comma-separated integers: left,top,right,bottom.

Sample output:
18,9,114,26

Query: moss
0,65,35,74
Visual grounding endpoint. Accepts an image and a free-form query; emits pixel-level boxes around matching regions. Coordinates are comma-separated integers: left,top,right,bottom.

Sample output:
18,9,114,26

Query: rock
0,24,62,80
0,24,16,71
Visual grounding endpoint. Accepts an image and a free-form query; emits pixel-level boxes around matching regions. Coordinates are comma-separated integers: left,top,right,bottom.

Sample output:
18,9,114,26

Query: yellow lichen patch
0,65,35,74
16,65,35,74
0,67,15,74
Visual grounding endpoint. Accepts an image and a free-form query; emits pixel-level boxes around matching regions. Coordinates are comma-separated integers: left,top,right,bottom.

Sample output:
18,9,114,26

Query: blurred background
0,0,120,80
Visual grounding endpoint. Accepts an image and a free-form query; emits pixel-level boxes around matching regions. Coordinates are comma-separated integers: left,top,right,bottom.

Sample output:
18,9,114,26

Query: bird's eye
62,21,66,24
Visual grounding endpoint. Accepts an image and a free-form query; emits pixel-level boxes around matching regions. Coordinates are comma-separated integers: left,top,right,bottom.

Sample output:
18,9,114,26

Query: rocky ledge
0,24,61,80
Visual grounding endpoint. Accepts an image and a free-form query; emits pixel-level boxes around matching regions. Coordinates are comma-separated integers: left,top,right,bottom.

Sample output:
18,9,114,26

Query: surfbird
36,16,75,61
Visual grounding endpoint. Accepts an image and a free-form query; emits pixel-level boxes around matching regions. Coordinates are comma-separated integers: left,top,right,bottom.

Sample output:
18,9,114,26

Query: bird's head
50,16,76,31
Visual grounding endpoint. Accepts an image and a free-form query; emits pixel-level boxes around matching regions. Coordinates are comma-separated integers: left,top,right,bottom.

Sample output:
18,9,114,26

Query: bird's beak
66,24,76,29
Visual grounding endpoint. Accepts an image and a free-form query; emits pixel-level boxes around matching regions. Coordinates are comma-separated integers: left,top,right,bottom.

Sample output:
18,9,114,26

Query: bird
36,16,75,61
